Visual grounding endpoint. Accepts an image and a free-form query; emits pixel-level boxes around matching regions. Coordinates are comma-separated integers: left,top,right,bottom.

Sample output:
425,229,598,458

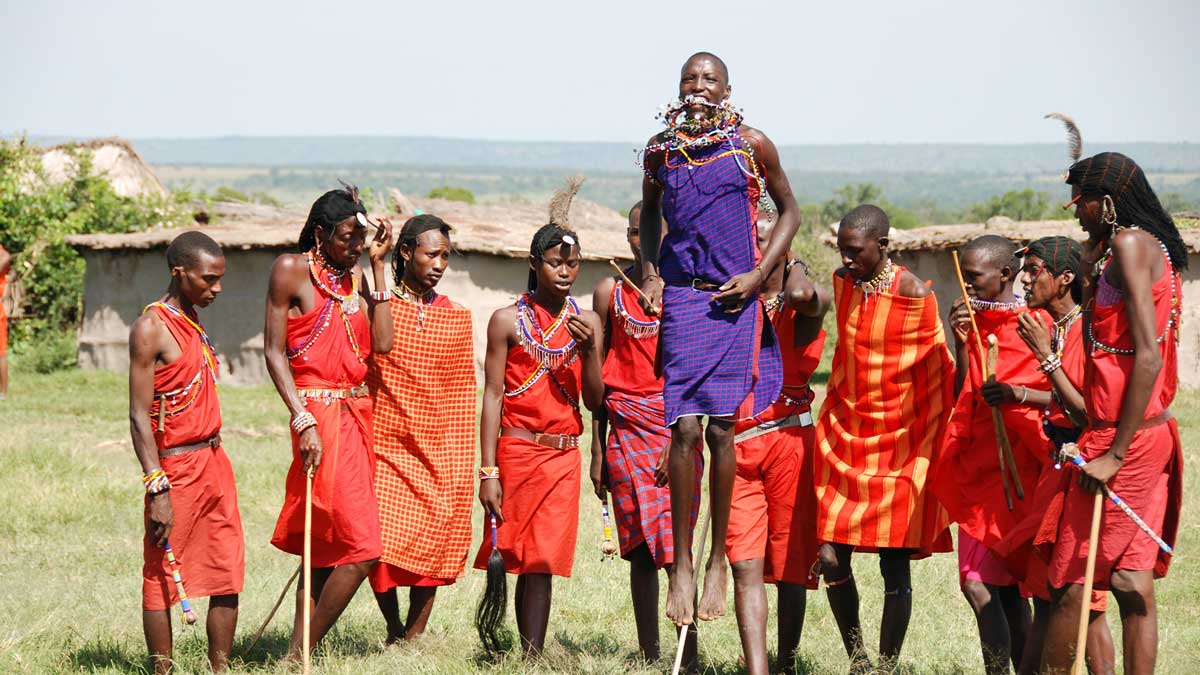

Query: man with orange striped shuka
933,235,1050,675
727,232,830,675
367,215,475,644
129,232,243,674
589,201,702,666
815,205,954,673
265,186,395,661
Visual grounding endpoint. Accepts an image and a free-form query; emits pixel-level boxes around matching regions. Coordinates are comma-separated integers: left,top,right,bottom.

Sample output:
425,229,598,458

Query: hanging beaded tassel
475,514,508,655
164,542,199,625
515,294,580,369
600,500,617,560
856,259,895,304
613,282,659,339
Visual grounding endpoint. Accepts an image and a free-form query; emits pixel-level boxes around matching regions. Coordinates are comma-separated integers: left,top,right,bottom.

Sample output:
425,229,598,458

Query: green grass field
0,370,1196,674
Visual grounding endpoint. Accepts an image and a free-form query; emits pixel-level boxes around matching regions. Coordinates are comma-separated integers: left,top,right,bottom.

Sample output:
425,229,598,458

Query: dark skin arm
264,254,323,473
478,307,516,520
711,129,802,312
129,313,177,547
638,137,668,315
565,311,605,412
783,260,831,344
1014,311,1086,423
589,277,616,500
1080,230,1165,492
361,217,395,354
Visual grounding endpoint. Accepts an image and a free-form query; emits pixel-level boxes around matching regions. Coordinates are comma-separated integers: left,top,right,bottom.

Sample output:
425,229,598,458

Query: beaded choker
969,296,1026,313
855,259,895,301
515,294,580,369
613,280,659,339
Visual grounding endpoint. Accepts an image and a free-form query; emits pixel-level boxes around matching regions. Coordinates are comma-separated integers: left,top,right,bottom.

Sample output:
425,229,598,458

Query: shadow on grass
231,630,292,670
70,639,149,673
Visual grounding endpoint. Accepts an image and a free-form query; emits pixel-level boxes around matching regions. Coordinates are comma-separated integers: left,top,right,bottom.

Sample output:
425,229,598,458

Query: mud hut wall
76,248,614,385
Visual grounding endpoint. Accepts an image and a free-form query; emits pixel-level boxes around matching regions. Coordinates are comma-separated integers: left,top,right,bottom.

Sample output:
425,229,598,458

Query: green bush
0,136,187,367
965,188,1058,222
427,185,476,204
13,329,78,374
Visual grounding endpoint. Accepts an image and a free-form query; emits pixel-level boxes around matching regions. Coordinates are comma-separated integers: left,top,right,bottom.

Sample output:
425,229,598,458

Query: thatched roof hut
38,137,167,198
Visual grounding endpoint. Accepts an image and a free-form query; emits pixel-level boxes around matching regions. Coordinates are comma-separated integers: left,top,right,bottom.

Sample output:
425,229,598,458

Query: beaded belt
500,427,580,450
160,433,221,458
297,384,369,401
734,410,814,445
1088,410,1172,432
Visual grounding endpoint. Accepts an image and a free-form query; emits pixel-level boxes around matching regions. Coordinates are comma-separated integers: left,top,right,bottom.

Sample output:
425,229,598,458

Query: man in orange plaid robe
367,215,476,642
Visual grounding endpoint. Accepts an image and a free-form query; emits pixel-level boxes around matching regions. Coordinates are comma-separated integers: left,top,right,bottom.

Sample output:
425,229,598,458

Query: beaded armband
1039,354,1063,374
143,468,171,496
479,466,500,481
291,411,318,435
369,290,391,302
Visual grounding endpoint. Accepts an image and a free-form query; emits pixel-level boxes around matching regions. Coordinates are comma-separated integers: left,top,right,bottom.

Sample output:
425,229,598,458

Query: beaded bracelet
291,411,318,435
479,466,500,481
369,290,391,303
1039,354,1063,374
143,468,171,496
1017,385,1028,404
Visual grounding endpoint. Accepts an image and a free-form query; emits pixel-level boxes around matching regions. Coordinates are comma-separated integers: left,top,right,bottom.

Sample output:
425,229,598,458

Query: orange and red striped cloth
367,297,476,590
815,269,953,554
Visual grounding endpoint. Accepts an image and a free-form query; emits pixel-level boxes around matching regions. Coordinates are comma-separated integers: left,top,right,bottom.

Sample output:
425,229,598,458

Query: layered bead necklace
613,280,659,339
1086,226,1179,356
287,249,364,364
638,96,768,204
143,301,219,430
970,296,1025,313
855,259,895,302
507,294,581,407
392,279,436,333
1050,304,1083,358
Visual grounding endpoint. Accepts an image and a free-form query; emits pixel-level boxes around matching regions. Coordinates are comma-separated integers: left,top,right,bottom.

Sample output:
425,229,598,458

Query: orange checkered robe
367,295,476,590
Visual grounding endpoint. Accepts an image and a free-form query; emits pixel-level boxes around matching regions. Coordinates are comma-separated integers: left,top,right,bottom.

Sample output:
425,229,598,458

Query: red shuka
270,283,381,568
473,297,583,577
933,307,1050,549
1037,256,1183,589
142,303,244,610
729,303,825,586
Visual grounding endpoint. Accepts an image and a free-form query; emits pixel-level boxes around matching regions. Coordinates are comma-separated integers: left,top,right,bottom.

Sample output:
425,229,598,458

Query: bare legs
777,582,807,675
515,573,553,657
1044,570,1151,675
287,559,376,661
962,580,1031,674
698,420,735,621
731,558,808,675
665,417,702,626
819,542,869,673
820,543,915,673
877,548,913,669
627,544,662,661
374,586,438,644
143,594,238,674
1022,597,1114,675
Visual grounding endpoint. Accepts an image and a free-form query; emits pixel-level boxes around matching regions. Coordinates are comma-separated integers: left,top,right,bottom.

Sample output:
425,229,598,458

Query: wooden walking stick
953,250,1023,509
302,466,313,675
1073,489,1104,675
672,498,711,675
242,563,301,657
609,259,660,313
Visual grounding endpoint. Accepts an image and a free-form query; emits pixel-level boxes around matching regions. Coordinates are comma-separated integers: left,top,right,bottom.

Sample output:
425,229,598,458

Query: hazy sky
3,0,1196,144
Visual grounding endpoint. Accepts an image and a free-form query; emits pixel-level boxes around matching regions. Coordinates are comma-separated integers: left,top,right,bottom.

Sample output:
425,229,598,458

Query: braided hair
1024,236,1082,302
527,223,580,292
1067,152,1187,270
393,214,452,286
298,184,366,252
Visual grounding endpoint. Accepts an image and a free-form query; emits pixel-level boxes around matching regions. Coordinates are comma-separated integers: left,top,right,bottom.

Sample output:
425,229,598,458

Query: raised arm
750,130,801,276
364,216,395,354
128,315,171,547
478,307,514,520
264,255,322,472
638,140,667,315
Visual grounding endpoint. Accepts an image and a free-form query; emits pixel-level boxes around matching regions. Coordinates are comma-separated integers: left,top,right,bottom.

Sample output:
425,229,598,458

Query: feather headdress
1044,113,1082,164
548,175,585,228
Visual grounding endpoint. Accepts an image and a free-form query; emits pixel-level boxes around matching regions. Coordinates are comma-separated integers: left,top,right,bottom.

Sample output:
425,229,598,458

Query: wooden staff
302,467,313,675
1073,491,1104,675
672,500,710,675
609,259,660,313
242,563,301,658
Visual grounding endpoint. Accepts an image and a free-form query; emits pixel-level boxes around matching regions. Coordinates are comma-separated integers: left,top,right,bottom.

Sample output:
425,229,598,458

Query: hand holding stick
609,260,660,314
164,542,199,625
1059,444,1171,553
600,499,617,560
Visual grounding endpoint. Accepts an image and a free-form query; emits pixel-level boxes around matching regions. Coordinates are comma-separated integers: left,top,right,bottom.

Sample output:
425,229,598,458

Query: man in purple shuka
638,51,802,633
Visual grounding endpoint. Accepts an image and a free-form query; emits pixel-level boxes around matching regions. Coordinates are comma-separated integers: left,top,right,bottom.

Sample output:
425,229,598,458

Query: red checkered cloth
367,299,476,584
605,391,702,569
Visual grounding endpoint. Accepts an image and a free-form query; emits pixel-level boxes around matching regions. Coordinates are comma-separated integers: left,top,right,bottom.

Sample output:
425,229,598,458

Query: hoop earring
1102,195,1118,226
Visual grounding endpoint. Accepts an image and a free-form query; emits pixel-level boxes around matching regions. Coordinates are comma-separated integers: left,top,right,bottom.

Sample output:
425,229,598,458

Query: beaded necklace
1085,227,1179,356
392,279,436,332
288,250,364,364
970,296,1025,313
1050,304,1083,358
613,280,659,339
855,259,895,302
143,301,218,428
506,294,581,407
638,96,768,207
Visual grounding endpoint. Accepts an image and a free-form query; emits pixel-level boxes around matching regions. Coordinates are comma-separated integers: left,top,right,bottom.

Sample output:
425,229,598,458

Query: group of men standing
129,50,1182,675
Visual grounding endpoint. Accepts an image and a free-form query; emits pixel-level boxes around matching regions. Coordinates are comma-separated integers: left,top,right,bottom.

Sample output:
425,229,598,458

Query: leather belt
1088,410,1172,432
500,427,580,450
734,410,814,445
665,278,722,291
160,433,221,458
297,384,369,400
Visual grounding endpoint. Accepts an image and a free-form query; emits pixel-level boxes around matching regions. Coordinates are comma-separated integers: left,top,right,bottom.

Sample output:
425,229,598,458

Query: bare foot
665,559,695,626
697,558,728,620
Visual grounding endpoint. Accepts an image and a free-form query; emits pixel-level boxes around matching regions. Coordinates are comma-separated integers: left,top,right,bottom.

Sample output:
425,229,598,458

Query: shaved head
683,51,729,83
839,204,890,240
166,231,223,269
962,234,1019,271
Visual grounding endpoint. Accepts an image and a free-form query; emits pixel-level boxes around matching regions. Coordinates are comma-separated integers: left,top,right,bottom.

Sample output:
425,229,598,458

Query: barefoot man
639,51,801,629
266,186,394,660
815,205,953,673
129,231,244,673
368,214,476,643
